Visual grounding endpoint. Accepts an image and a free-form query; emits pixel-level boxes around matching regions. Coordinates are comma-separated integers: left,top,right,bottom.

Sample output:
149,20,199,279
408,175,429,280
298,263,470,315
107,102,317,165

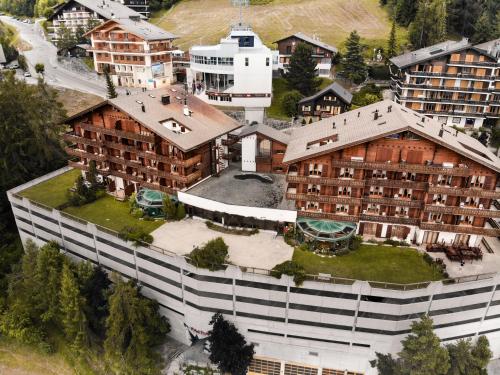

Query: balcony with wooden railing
286,193,361,205
428,185,500,199
298,210,359,223
333,160,471,176
63,133,100,147
362,196,423,208
286,174,365,187
424,205,500,218
68,161,110,176
420,222,500,236
65,147,107,162
364,178,428,190
360,213,420,225
79,123,155,143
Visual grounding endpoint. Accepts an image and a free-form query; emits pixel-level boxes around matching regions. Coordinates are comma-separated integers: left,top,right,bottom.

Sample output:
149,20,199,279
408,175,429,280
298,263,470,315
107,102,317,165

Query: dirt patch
54,87,104,117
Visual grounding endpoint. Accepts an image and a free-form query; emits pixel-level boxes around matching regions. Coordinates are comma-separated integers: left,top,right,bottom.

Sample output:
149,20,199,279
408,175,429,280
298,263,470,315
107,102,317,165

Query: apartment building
275,32,337,78
87,18,177,88
187,24,278,124
298,81,352,121
47,0,146,43
63,86,240,197
120,0,149,18
390,38,500,129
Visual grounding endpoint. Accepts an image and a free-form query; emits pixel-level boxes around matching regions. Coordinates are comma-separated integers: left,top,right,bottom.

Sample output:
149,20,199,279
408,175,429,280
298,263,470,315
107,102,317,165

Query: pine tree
208,312,255,375
60,262,88,353
399,315,450,375
472,10,497,44
87,160,98,188
104,67,117,99
162,195,176,219
285,43,320,96
470,335,492,371
409,0,447,49
387,20,397,58
340,31,367,84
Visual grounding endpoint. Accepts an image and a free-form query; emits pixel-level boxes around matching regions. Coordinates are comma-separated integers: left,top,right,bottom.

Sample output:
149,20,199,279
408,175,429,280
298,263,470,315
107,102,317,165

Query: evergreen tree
56,23,77,51
472,10,498,44
208,312,255,375
176,203,186,220
408,0,447,49
162,195,176,219
470,335,492,372
387,20,397,58
104,275,169,374
447,0,483,38
340,31,367,84
104,67,118,99
399,315,450,375
87,160,98,188
281,90,303,117
60,262,88,353
370,352,401,375
393,0,418,26
284,43,320,96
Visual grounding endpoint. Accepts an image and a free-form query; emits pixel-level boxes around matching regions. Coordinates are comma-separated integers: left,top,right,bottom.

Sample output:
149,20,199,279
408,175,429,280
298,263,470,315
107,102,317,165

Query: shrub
188,237,229,271
131,208,144,219
128,192,137,212
383,239,410,247
368,64,390,80
68,175,99,207
334,248,351,256
176,203,186,220
422,252,433,265
281,90,303,117
162,195,176,219
271,261,306,286
118,226,153,246
349,235,362,250
205,221,258,236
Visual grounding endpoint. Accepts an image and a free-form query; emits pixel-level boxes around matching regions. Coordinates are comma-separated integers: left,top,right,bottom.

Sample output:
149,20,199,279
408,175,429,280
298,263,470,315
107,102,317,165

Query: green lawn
64,195,164,233
19,169,80,208
268,77,333,120
19,169,164,234
293,245,444,284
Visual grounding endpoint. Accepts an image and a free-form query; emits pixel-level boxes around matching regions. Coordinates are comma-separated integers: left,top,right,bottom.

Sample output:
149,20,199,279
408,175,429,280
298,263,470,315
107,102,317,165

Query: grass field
293,245,444,284
19,169,164,234
152,0,407,52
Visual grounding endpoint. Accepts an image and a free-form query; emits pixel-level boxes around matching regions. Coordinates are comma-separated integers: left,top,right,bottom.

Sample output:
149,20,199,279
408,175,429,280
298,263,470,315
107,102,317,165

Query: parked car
9,63,19,70
24,71,31,77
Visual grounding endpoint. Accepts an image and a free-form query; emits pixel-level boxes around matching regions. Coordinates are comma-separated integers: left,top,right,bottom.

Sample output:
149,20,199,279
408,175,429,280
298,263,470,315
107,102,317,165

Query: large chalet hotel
64,88,500,246
390,38,500,129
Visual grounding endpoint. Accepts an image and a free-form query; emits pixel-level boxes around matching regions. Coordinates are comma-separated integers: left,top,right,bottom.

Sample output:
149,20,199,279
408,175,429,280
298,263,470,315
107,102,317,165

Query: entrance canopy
297,218,356,243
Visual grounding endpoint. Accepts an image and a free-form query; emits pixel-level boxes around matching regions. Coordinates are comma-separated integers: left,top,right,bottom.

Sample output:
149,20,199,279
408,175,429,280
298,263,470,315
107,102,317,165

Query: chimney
141,104,146,112
455,129,459,136
183,105,190,116
343,118,346,125
161,95,170,105
438,129,444,137
421,117,425,123
357,112,360,118
332,122,336,129
374,109,379,120
387,105,392,113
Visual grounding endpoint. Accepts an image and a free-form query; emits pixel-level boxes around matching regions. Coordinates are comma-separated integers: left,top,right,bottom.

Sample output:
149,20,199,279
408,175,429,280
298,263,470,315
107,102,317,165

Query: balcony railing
420,222,500,236
333,160,471,176
286,193,361,205
415,109,485,117
424,205,500,218
79,123,155,143
286,175,365,187
140,181,175,194
65,147,107,162
448,60,497,67
298,210,359,223
407,71,495,80
398,83,492,93
362,196,423,208
364,178,428,190
398,96,488,106
360,214,420,226
68,161,110,176
63,133,100,147
428,185,500,199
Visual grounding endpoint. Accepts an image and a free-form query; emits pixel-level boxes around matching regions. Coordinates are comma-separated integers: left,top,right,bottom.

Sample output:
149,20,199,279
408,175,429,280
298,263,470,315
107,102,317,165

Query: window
336,204,349,213
308,164,323,176
395,206,409,216
339,167,354,178
245,57,249,67
372,169,387,179
266,57,270,66
219,96,232,102
432,194,447,204
338,187,351,196
437,174,452,186
369,186,383,196
307,184,320,194
438,116,447,124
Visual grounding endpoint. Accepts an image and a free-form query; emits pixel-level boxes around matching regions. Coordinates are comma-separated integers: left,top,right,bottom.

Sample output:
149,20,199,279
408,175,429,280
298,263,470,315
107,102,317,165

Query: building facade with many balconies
63,86,240,197
187,24,278,124
87,18,177,89
248,99,500,246
389,38,500,129
47,0,147,43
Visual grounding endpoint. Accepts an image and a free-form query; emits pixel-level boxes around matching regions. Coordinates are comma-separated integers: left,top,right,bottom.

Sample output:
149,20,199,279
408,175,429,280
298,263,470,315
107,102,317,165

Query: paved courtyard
151,218,293,269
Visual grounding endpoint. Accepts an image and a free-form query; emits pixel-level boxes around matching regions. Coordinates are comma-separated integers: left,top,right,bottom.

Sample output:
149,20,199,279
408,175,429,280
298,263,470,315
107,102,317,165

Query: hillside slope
152,0,402,51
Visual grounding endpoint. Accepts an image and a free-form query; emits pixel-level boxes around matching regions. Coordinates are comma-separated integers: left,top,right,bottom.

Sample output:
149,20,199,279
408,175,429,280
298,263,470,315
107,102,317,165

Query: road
0,16,107,97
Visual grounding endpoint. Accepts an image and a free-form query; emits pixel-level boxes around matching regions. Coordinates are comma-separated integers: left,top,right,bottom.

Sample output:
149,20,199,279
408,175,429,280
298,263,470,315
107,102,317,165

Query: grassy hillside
152,0,407,52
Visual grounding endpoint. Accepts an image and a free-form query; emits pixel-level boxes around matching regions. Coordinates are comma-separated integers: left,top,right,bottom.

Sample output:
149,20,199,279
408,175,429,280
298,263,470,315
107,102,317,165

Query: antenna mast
231,0,249,25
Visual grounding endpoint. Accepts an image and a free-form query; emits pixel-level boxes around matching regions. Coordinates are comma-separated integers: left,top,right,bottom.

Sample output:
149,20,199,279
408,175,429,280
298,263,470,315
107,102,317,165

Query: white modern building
187,24,278,124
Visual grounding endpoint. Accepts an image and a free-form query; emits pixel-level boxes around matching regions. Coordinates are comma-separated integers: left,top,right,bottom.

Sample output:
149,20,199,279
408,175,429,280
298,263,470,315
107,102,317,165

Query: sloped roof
49,0,146,21
390,38,500,68
275,32,337,53
66,86,241,152
299,82,352,105
0,44,6,64
238,123,291,145
85,18,176,40
282,99,500,173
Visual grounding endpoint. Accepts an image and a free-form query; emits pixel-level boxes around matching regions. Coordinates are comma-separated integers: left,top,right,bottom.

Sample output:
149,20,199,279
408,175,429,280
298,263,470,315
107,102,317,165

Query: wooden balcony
79,123,155,143
63,133,100,147
362,196,423,208
286,175,365,187
140,181,175,194
424,205,500,218
428,185,500,199
68,161,110,176
298,210,359,223
286,193,361,205
333,160,471,176
359,213,420,226
65,147,107,162
364,178,428,190
420,222,500,237
111,170,143,183
173,169,202,184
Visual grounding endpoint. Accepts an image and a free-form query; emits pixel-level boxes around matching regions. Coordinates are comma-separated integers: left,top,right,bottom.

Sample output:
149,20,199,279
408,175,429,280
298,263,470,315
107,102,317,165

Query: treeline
147,0,181,12
380,0,499,48
0,240,170,374
0,21,19,63
0,0,61,17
